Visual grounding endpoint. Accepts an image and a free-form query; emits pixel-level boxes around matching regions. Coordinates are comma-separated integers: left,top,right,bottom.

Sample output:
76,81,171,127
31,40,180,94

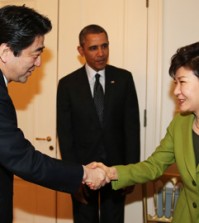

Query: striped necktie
93,73,104,124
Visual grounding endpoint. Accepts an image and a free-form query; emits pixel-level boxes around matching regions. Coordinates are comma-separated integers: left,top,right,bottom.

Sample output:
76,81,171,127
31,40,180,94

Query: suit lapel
104,69,116,98
0,70,7,92
103,66,116,121
77,67,99,118
0,70,17,124
78,67,92,98
183,115,197,181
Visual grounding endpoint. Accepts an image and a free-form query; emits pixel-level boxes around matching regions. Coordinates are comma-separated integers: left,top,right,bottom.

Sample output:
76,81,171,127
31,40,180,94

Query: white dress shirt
85,64,105,96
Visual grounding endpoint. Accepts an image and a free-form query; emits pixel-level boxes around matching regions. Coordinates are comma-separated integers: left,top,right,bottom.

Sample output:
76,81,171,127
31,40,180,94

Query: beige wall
160,0,199,139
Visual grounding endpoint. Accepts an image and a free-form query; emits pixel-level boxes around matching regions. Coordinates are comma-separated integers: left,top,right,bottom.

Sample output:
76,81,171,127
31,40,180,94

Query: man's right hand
82,164,109,190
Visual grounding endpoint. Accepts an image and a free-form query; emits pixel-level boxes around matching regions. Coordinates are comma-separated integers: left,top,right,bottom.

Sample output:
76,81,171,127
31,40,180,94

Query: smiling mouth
178,99,185,105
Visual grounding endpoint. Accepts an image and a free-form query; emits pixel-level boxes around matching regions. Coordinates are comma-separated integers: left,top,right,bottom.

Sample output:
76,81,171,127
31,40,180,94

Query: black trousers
0,167,13,223
71,183,125,223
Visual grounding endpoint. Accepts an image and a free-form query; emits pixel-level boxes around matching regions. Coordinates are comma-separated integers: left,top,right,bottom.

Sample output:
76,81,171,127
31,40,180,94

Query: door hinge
146,0,149,8
144,109,147,127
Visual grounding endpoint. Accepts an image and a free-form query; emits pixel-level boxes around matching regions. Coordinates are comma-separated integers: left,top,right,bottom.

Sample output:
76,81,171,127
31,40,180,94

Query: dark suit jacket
57,65,140,166
0,71,83,223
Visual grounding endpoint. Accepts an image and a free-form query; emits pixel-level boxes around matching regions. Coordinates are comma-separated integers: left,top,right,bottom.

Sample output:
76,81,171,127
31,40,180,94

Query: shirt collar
85,64,105,80
3,75,8,86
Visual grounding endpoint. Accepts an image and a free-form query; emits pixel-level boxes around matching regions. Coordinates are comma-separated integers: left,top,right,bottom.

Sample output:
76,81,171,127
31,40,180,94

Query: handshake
82,162,118,190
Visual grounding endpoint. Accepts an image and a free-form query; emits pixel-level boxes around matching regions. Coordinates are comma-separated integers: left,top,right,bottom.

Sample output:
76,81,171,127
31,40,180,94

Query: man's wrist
110,167,118,180
82,165,87,182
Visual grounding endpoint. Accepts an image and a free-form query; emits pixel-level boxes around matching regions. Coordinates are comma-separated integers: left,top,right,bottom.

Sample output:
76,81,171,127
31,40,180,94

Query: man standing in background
57,24,140,223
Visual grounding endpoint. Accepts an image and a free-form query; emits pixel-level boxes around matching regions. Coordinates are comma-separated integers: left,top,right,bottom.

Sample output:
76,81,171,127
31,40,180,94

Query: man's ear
77,45,84,57
0,43,10,63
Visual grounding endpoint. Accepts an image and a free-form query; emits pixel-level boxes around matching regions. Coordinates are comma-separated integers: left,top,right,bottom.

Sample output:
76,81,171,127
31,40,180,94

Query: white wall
160,0,199,139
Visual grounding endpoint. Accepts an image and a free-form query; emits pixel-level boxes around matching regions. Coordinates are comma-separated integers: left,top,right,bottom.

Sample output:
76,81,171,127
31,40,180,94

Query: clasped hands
82,162,118,190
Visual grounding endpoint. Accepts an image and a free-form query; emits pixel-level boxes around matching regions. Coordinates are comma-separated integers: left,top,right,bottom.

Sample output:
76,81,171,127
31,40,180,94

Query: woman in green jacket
92,42,199,223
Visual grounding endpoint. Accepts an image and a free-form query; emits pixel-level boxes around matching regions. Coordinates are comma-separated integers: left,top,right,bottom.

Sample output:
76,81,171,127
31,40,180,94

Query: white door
0,0,58,222
160,0,199,138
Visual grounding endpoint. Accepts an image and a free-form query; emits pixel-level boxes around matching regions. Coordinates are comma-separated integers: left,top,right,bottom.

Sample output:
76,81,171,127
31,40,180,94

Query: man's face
78,33,109,71
3,36,45,83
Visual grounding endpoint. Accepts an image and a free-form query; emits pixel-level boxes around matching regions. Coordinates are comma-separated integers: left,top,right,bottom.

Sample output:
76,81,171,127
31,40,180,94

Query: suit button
192,202,197,208
192,180,197,186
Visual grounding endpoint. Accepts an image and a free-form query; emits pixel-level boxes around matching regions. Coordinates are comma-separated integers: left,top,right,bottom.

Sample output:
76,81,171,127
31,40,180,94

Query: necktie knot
95,73,100,83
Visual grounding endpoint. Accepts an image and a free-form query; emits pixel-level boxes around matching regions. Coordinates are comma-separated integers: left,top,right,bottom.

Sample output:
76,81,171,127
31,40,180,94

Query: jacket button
192,202,197,208
192,180,197,186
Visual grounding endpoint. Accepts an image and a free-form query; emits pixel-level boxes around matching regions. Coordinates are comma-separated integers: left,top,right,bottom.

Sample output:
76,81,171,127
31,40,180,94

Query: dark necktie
94,73,104,124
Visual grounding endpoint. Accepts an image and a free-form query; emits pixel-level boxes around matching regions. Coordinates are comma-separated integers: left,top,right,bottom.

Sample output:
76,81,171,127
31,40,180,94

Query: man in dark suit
0,6,107,223
57,24,140,223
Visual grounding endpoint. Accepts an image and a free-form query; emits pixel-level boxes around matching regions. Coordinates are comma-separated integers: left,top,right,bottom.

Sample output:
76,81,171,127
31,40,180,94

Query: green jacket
112,113,199,223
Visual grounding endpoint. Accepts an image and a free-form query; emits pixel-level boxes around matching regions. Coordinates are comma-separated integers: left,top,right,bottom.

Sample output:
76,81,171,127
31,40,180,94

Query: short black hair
169,42,199,78
0,5,52,56
79,24,108,47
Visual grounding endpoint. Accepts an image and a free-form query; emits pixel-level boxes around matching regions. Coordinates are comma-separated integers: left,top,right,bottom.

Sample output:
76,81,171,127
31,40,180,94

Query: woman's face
174,66,199,115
